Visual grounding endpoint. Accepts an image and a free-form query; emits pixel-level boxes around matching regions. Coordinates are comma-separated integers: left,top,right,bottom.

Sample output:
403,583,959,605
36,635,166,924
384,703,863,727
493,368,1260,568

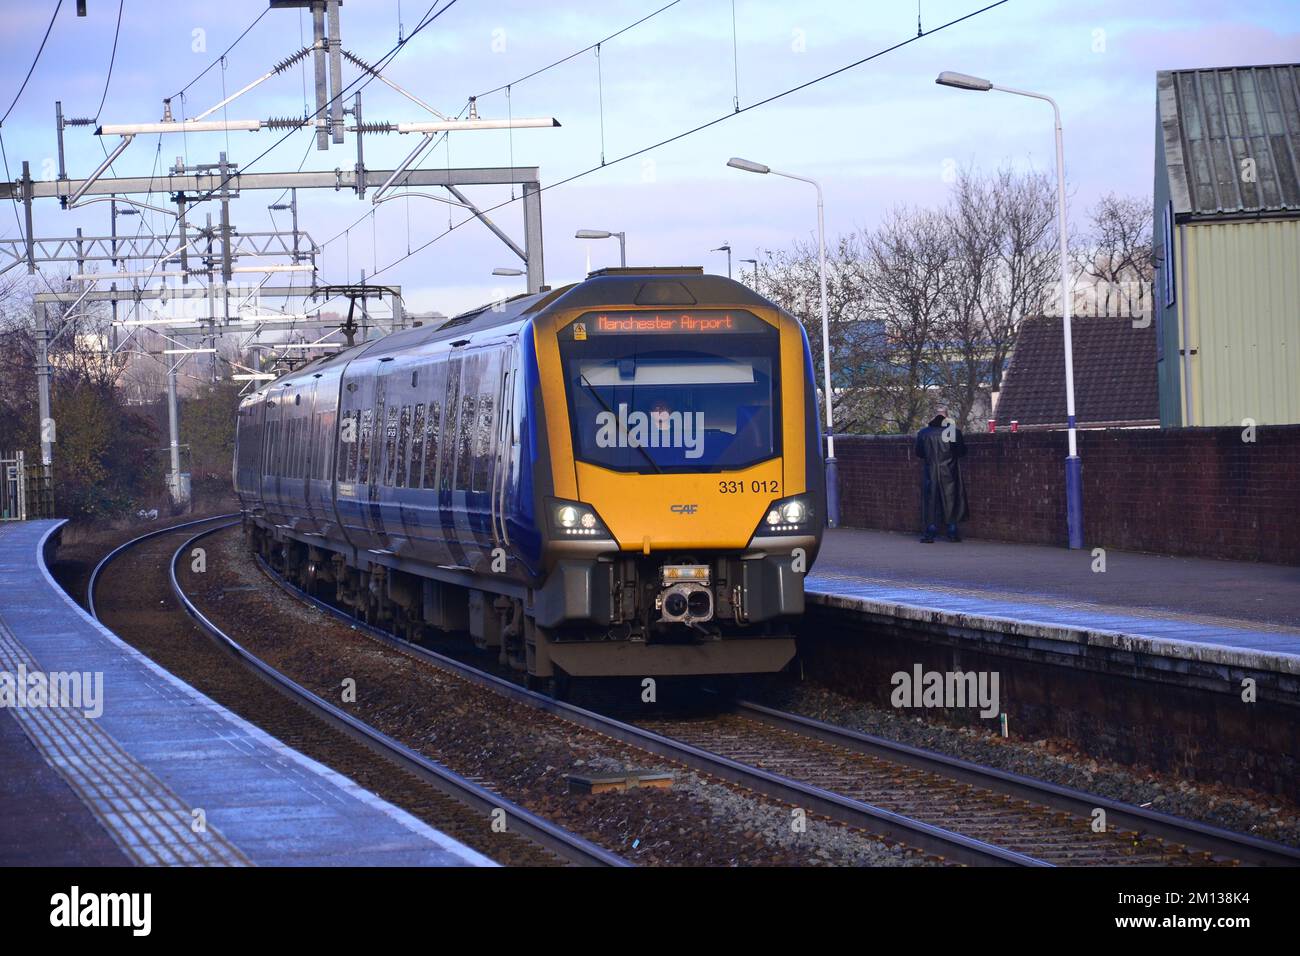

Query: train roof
239,268,780,406
546,267,775,313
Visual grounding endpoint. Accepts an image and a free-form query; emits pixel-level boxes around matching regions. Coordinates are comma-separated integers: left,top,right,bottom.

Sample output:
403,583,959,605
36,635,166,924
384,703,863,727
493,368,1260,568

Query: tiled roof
994,316,1158,427
1158,64,1300,220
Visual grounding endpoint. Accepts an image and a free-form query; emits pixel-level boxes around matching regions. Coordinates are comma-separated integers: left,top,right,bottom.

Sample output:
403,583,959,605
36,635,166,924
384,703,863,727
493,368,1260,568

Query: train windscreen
559,310,781,472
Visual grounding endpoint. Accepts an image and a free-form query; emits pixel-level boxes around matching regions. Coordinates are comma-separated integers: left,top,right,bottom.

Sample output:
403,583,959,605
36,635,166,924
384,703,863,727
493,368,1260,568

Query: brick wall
836,425,1300,565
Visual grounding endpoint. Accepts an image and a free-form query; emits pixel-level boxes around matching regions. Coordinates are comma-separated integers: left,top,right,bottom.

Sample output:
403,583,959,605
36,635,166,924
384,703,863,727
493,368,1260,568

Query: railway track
87,515,614,867
727,702,1300,867
125,518,1300,868
236,526,1298,867
636,703,1300,866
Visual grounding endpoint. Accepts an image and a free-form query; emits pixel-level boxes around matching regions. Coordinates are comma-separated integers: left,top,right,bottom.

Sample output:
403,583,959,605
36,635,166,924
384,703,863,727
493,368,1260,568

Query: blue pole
825,453,840,528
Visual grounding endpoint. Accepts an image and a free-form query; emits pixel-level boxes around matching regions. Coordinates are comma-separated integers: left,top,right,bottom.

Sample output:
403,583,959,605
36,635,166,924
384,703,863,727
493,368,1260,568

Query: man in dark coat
914,406,968,543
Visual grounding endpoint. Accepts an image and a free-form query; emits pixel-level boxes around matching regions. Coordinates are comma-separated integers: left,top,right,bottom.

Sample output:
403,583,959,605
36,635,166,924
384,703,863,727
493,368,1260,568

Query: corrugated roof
994,316,1159,427
1158,64,1300,220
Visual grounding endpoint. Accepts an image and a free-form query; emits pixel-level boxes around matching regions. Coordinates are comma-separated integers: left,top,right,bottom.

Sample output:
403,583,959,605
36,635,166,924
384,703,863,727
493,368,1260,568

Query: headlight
753,493,816,536
546,497,612,538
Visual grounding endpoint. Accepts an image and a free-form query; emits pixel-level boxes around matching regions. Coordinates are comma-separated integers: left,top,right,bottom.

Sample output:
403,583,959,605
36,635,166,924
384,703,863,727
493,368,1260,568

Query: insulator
264,116,309,130
342,49,378,76
272,46,314,75
353,122,394,134
64,117,95,127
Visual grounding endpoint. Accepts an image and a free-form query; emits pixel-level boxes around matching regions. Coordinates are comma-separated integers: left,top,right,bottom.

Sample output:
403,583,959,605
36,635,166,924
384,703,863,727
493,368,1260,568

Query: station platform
0,520,494,867
806,528,1300,676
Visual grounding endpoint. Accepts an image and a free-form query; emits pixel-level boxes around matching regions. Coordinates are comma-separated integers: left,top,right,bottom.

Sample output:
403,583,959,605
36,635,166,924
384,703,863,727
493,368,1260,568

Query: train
233,266,826,690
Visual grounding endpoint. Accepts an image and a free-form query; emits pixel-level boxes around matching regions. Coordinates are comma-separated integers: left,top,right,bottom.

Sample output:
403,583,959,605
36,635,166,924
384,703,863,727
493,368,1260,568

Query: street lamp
739,257,758,286
936,70,1083,549
575,229,626,267
492,267,525,277
727,156,839,529
711,242,732,278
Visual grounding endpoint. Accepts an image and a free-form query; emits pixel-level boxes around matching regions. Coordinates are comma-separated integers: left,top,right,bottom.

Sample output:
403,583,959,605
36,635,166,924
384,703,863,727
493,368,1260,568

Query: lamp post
575,228,626,267
739,257,758,286
727,157,839,529
935,71,1083,550
711,242,732,278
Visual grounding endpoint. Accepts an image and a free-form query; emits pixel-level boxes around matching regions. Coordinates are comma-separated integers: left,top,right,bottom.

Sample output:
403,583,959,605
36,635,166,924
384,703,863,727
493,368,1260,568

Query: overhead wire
0,0,63,126
358,0,1013,290
93,0,126,121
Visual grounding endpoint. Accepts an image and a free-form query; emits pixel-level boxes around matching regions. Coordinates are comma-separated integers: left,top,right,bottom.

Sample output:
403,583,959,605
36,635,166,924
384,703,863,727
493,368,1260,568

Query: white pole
991,84,1084,548
771,169,838,526
1051,100,1077,461
729,159,841,527
813,182,834,462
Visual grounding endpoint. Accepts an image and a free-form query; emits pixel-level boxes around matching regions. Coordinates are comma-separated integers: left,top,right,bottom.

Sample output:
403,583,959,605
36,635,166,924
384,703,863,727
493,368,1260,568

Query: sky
1,0,1298,318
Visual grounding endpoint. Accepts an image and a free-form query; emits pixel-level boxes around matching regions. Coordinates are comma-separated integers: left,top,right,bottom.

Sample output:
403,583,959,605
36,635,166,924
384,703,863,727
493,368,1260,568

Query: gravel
189,527,925,866
751,680,1300,848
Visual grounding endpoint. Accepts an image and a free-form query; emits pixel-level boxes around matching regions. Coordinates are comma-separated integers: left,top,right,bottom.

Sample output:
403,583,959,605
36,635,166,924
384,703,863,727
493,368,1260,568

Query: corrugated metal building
1154,64,1300,426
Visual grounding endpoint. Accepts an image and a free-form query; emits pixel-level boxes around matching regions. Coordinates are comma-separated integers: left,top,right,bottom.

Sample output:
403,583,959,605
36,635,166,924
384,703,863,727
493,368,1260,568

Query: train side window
396,405,412,488
382,405,399,486
423,399,441,489
311,415,319,478
440,359,462,492
311,412,322,480
348,410,361,482
321,410,335,481
358,408,374,483
410,404,426,487
456,392,477,491
472,351,501,493
302,415,310,480
337,411,354,482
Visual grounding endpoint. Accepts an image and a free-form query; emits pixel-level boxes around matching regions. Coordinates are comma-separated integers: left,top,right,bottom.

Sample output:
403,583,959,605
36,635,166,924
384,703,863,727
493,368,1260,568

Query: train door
468,349,502,561
302,379,319,529
365,367,390,545
490,341,517,549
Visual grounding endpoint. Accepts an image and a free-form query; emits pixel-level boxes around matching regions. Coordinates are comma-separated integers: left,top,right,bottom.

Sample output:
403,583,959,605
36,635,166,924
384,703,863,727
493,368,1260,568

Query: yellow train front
526,266,825,680
234,266,824,687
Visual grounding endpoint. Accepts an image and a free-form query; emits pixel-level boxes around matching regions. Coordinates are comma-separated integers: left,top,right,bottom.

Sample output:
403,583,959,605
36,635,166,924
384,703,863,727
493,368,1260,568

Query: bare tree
985,167,1059,391
859,207,952,433
752,235,886,433
937,169,1002,427
1079,192,1153,318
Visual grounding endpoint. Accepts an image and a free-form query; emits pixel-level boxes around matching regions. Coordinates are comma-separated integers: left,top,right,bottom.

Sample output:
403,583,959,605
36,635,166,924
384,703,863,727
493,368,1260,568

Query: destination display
569,310,769,339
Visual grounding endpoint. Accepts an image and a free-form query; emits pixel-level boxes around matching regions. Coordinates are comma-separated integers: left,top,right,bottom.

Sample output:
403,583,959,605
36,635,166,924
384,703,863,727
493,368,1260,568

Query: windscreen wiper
578,373,662,474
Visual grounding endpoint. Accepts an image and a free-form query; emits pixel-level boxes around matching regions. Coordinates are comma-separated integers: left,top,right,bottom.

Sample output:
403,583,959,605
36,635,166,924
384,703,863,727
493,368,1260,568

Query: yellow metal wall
1183,219,1300,426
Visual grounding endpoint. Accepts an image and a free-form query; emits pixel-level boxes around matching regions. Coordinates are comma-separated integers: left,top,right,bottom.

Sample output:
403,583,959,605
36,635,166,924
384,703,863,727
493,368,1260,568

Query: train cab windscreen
559,310,781,472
